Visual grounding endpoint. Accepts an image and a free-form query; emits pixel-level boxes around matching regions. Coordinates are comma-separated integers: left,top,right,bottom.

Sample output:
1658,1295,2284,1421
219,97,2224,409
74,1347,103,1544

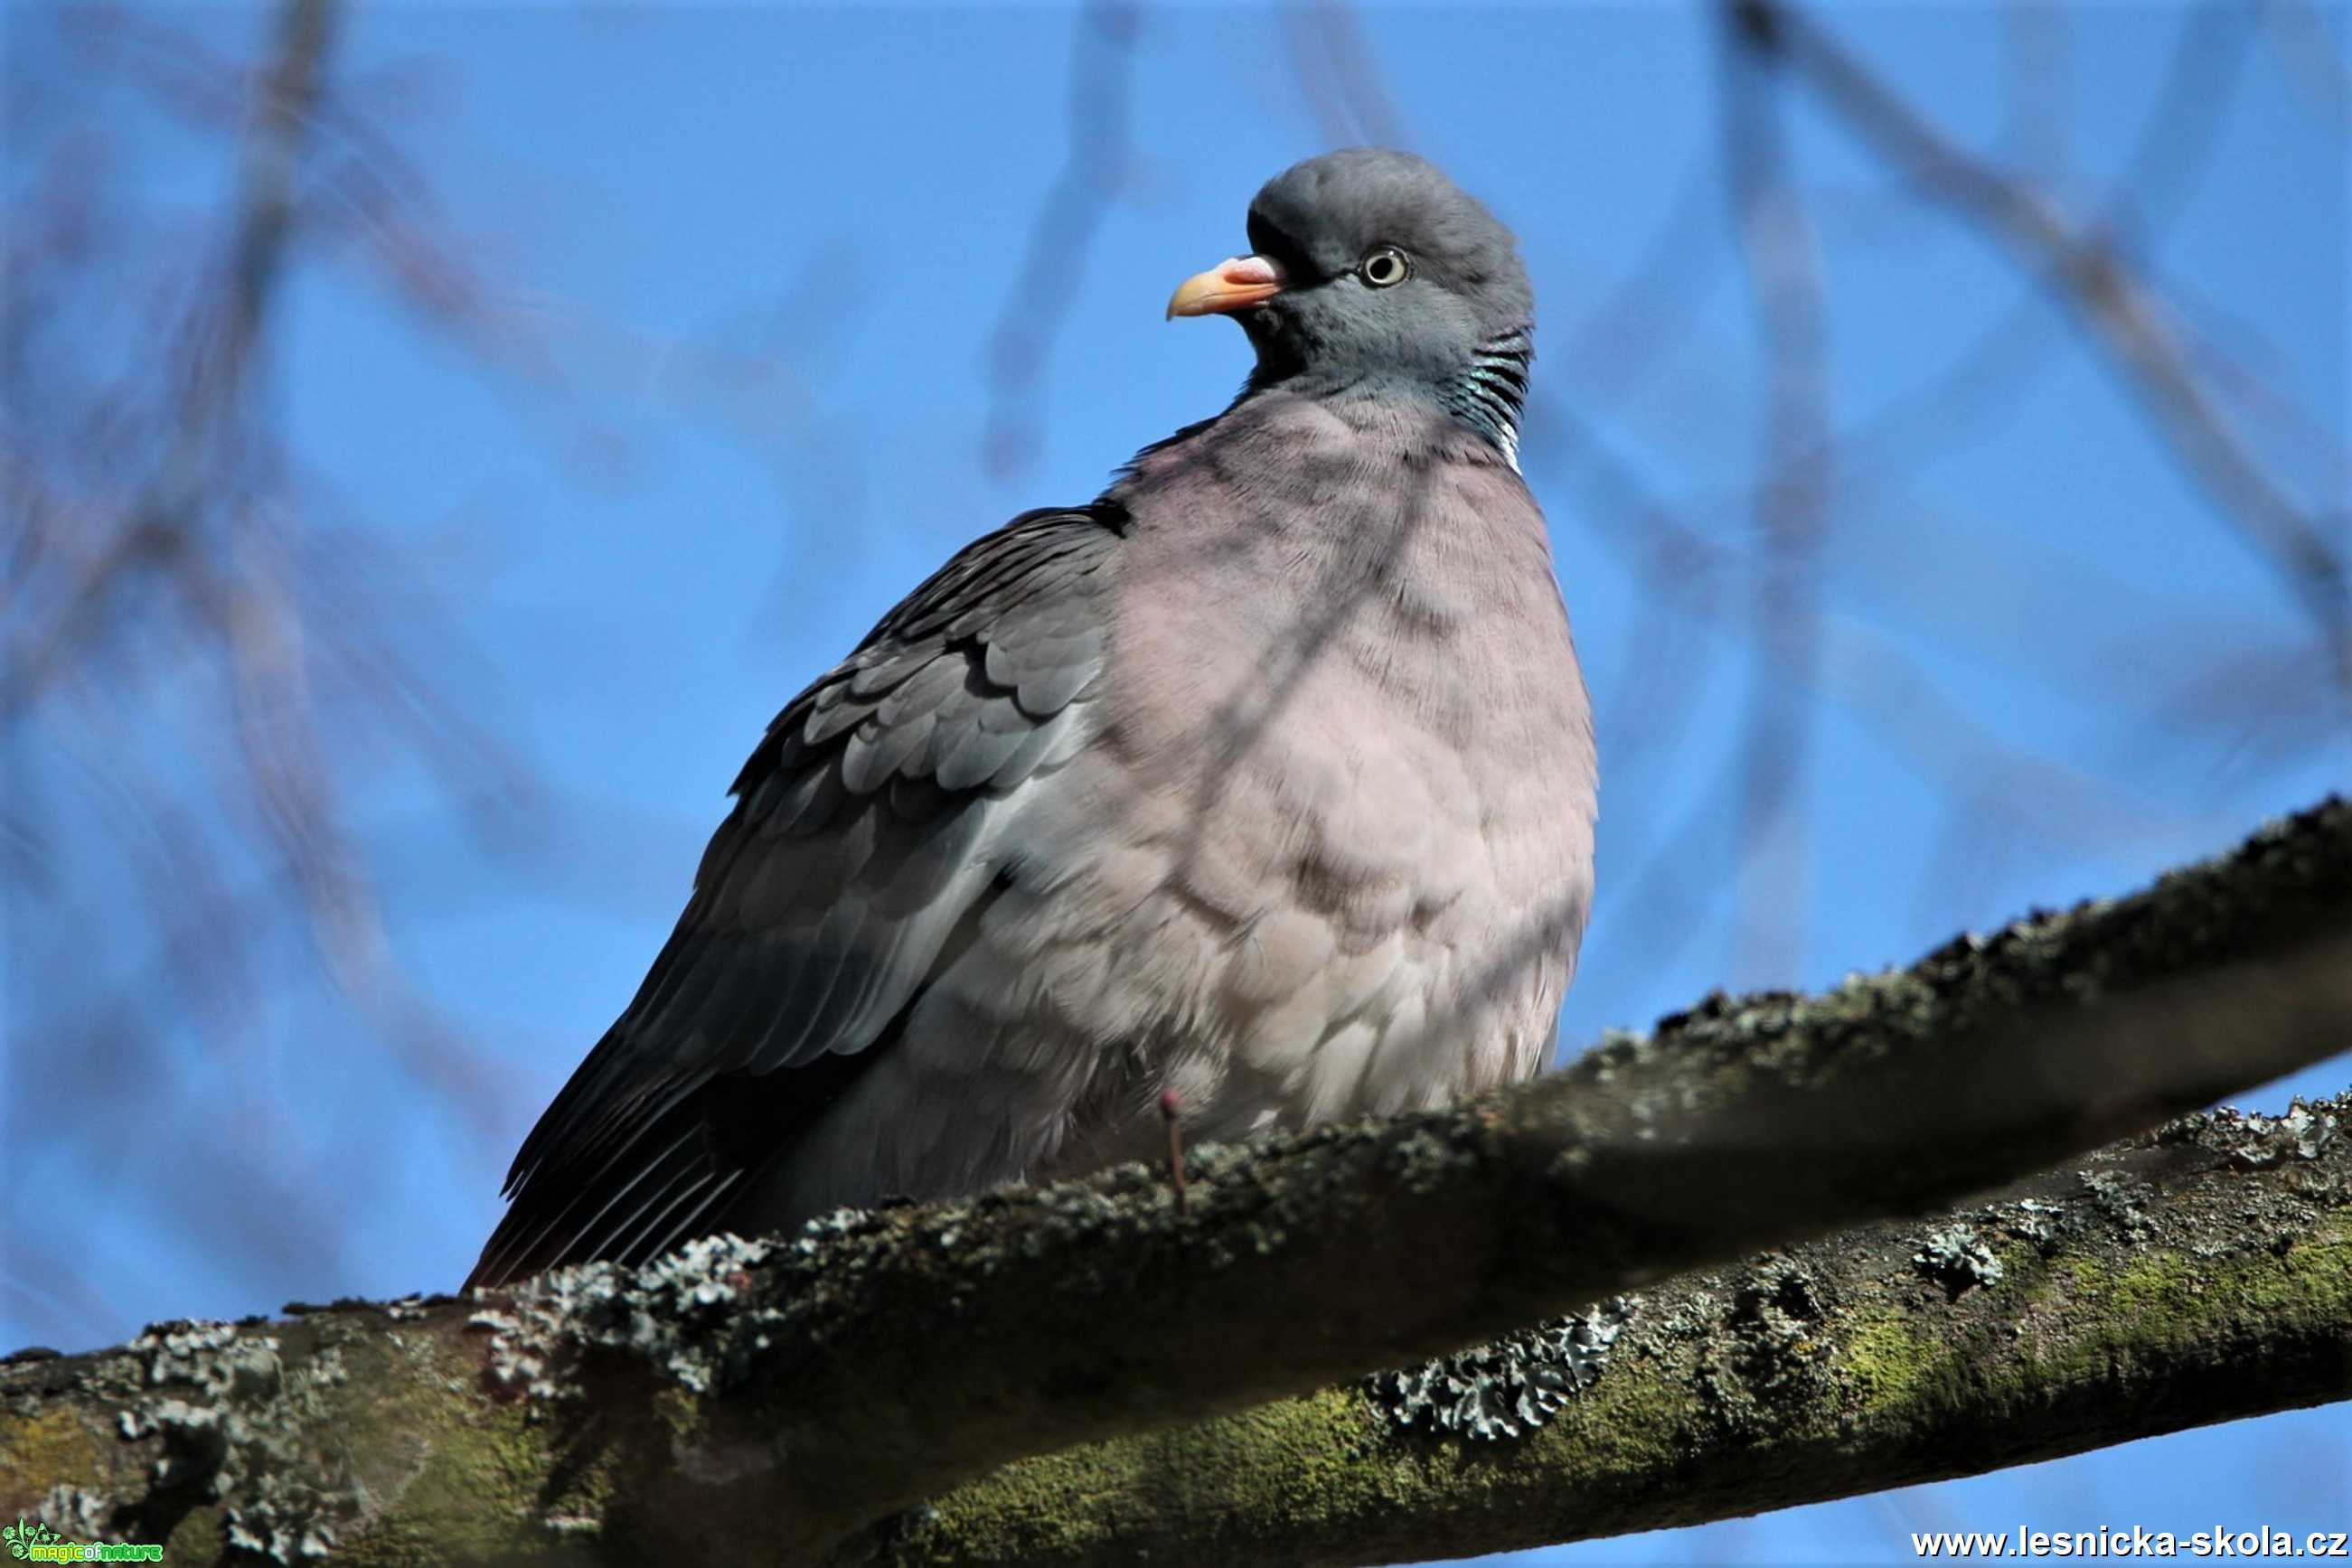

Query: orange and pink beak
1165,254,1288,320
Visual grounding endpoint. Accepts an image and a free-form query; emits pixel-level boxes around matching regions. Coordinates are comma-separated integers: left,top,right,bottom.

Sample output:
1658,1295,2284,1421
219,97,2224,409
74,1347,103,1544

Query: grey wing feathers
467,505,1124,1288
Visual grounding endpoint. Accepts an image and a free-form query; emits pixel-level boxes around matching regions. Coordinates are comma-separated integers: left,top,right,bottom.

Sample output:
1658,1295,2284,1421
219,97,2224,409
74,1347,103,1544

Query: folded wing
467,505,1124,1288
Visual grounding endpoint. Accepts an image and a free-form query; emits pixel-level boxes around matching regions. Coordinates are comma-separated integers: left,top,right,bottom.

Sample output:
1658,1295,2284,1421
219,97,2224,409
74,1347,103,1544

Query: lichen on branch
3,797,2347,1566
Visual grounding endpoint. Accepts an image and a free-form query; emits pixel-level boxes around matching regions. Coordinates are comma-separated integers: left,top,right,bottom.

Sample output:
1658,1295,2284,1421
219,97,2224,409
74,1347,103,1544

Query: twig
980,0,1141,481
1731,0,2352,695
1720,13,1835,985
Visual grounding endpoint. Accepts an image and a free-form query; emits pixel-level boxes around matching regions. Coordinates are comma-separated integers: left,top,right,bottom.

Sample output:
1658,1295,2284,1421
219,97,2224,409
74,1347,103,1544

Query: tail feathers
463,1046,880,1291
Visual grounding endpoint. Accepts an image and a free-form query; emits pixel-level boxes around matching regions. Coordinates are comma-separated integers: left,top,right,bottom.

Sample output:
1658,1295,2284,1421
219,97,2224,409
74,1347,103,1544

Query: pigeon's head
1168,148,1533,416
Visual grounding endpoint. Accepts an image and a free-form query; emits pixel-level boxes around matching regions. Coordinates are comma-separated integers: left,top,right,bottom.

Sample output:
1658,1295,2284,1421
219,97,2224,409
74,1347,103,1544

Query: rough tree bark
3,796,2347,1566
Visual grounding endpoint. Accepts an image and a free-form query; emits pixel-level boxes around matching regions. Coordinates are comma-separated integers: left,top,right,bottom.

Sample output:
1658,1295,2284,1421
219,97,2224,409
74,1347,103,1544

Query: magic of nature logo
4,1517,163,1563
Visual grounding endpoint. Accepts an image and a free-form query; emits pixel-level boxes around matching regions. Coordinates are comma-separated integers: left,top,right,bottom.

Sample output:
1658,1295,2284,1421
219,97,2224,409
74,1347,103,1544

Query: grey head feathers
1232,148,1535,460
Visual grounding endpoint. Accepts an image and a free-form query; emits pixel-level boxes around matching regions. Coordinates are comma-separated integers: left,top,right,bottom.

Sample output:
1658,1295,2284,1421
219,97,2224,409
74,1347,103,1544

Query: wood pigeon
468,147,1597,1289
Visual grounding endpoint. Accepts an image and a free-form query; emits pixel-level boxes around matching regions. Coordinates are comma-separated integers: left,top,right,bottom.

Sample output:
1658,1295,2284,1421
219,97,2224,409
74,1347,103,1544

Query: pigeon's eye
1359,246,1411,288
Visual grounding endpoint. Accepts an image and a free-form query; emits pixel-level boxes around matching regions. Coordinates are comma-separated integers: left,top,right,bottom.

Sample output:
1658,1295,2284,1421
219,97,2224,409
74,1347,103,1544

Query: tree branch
4,0,338,722
1727,0,2352,692
4,797,2347,1564
884,1092,2352,1564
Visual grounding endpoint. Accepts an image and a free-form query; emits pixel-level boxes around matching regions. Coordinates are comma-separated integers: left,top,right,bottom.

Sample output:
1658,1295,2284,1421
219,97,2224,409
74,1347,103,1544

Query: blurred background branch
1720,9,1835,984
1734,0,2350,692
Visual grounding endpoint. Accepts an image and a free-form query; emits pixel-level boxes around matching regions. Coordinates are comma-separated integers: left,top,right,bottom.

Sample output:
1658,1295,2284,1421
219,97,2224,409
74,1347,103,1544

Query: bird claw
1160,1089,1189,1216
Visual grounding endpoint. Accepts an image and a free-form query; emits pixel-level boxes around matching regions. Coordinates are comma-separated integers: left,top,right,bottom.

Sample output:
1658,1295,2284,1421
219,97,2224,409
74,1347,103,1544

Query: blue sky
5,2,2347,1561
